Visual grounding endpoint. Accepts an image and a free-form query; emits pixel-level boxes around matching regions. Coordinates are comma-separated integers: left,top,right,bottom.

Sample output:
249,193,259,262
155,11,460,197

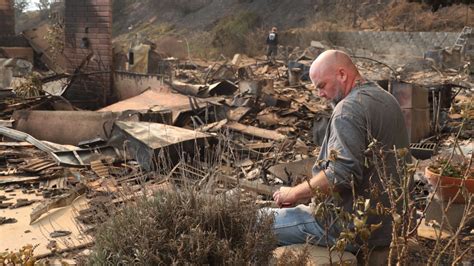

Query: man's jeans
265,204,359,253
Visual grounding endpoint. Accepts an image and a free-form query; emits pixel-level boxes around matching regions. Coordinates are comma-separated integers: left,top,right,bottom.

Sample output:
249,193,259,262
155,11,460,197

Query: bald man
269,50,411,253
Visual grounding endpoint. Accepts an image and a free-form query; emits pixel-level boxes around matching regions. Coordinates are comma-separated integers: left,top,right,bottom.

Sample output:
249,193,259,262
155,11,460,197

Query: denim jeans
265,204,359,253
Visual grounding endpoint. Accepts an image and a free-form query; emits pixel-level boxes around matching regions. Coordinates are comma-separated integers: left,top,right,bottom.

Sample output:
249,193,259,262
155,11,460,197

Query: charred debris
0,1,473,262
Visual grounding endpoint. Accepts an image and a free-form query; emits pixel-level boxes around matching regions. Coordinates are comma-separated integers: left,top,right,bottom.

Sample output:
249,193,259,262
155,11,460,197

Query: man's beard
330,86,345,108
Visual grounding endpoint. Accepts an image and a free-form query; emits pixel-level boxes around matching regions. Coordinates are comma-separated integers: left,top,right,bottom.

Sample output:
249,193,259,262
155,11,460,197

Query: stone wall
284,30,459,64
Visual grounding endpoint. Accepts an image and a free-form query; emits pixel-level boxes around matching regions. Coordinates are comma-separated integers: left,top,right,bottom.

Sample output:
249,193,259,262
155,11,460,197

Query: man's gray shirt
312,81,410,247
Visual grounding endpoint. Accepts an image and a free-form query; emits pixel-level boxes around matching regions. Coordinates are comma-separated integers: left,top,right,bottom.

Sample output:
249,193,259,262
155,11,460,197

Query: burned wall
63,0,112,109
0,0,14,37
113,72,169,100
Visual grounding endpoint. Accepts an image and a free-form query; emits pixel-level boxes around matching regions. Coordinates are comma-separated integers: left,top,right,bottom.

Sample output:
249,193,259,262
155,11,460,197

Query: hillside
112,0,472,35
15,0,473,58
109,0,473,57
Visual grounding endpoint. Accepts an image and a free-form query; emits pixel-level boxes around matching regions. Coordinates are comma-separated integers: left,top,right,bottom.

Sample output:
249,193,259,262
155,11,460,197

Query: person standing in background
266,27,279,63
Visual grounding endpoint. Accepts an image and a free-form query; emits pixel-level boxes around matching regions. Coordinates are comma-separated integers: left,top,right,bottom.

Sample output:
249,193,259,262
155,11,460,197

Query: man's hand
273,171,330,207
273,186,297,207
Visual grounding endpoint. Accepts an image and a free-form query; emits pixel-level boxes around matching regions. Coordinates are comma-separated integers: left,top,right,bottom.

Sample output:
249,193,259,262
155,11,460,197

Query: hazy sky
25,0,40,11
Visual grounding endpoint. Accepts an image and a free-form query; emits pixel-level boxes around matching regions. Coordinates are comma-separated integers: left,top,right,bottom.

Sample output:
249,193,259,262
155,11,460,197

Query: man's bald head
309,50,362,105
310,50,357,77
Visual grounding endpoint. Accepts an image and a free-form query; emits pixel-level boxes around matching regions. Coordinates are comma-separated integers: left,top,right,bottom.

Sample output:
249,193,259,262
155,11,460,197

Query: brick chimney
0,0,15,36
63,0,112,109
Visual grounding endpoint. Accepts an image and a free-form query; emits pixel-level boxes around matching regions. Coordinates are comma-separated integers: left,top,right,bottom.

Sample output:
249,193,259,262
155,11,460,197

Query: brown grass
307,0,473,32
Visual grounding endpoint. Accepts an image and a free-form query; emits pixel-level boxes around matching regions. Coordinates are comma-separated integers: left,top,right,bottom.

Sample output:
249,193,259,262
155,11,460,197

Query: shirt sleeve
323,113,367,191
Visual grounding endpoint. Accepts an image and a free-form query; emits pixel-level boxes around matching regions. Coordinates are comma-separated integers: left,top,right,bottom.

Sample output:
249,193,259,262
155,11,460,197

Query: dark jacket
266,32,278,46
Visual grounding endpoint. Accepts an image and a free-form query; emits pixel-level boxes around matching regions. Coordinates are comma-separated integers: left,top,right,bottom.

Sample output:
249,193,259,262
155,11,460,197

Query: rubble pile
0,23,473,263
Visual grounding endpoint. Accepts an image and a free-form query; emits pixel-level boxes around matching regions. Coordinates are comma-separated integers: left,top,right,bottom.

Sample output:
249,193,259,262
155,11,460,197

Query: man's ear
337,68,347,82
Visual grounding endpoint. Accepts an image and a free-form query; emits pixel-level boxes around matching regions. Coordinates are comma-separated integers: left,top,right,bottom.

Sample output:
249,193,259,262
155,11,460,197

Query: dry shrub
244,27,268,58
211,11,261,57
374,1,432,31
13,73,44,98
147,0,212,15
275,246,310,266
371,0,471,31
89,190,277,265
188,31,218,59
306,0,471,32
154,36,188,59
189,28,267,59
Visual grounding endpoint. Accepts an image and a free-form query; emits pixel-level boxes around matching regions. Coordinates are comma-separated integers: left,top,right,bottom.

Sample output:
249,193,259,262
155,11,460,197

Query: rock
50,230,72,238
272,244,357,266
0,217,17,225
80,249,92,256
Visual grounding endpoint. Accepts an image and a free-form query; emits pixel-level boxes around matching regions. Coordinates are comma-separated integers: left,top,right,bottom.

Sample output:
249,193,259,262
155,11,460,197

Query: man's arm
273,170,331,207
273,110,366,207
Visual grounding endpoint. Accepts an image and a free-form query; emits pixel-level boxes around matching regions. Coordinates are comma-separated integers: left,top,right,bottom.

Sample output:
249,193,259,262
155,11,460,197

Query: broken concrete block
425,195,474,230
231,53,241,66
310,40,327,50
0,61,12,89
239,80,262,96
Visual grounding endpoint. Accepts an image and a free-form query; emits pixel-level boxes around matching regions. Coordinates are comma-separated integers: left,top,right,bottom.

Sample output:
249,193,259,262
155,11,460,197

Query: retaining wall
285,30,459,58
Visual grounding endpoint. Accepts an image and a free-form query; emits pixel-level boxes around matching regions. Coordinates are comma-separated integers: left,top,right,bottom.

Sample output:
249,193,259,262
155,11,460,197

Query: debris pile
0,21,473,264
